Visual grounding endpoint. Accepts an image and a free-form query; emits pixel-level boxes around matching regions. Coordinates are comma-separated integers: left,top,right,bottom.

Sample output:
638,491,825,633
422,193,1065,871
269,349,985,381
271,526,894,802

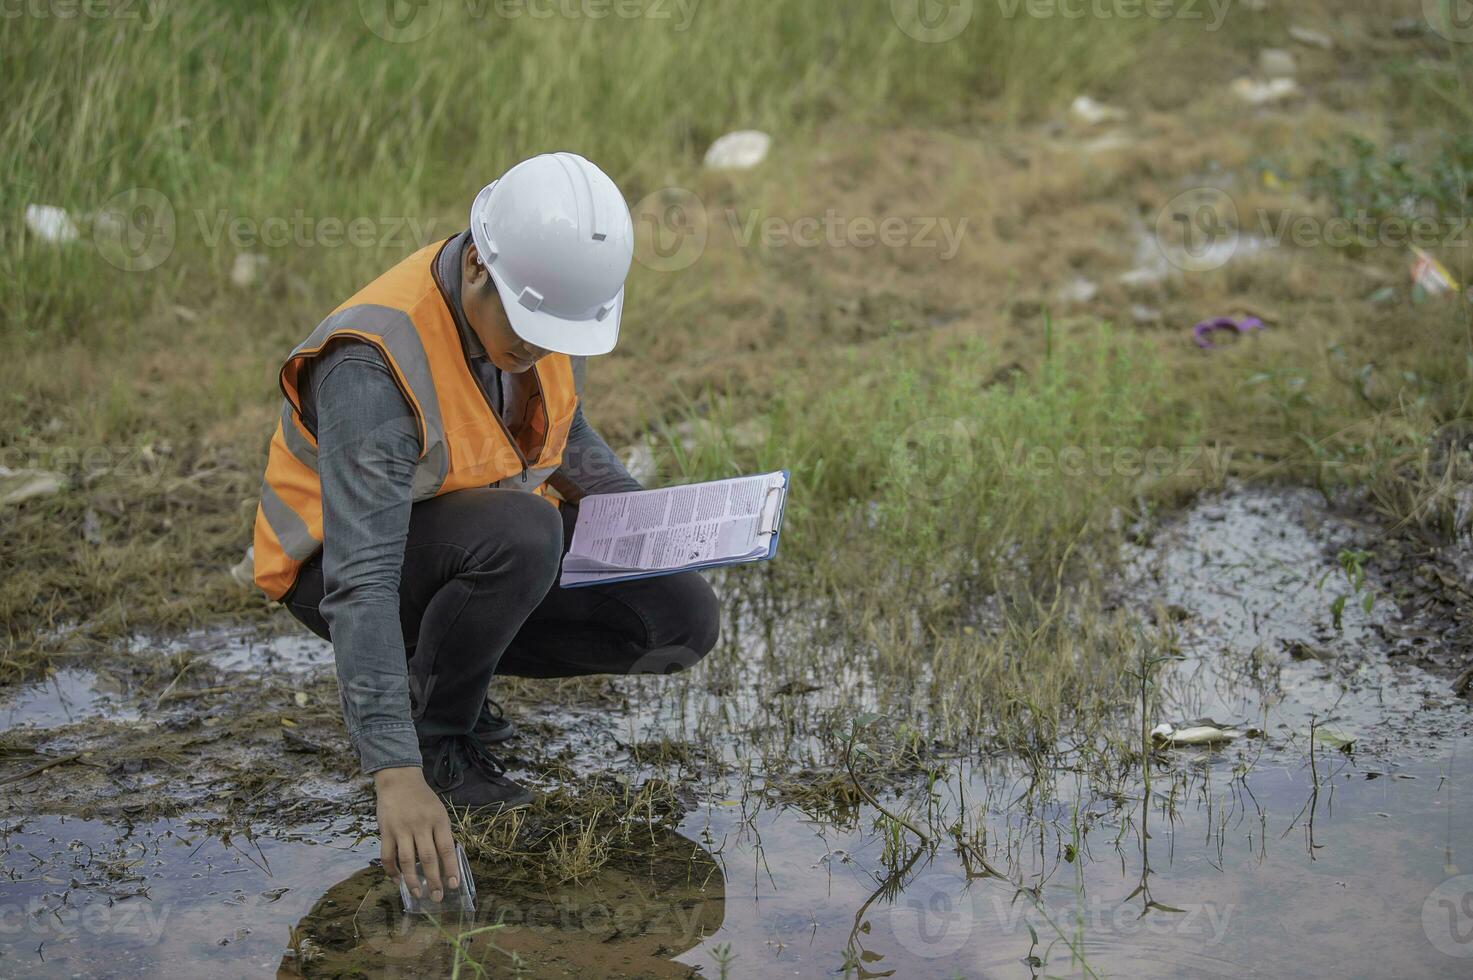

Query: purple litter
1194,316,1265,349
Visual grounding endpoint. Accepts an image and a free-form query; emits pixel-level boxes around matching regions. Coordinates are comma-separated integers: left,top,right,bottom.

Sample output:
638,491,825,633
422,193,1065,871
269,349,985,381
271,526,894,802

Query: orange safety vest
252,238,578,601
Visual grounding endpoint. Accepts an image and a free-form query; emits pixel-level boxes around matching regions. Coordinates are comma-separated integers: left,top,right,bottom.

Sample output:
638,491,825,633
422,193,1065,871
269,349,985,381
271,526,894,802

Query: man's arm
311,343,422,772
310,340,458,904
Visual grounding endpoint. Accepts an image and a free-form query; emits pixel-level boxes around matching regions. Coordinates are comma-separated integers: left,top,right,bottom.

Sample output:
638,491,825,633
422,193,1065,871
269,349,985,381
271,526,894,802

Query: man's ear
463,243,492,291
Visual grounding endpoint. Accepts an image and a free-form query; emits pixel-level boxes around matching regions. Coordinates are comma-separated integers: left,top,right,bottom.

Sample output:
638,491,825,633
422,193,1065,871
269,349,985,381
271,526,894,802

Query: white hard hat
469,152,634,357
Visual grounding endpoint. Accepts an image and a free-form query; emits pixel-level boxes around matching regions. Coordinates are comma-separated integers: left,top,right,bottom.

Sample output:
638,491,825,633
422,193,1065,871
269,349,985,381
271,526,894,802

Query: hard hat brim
488,267,623,357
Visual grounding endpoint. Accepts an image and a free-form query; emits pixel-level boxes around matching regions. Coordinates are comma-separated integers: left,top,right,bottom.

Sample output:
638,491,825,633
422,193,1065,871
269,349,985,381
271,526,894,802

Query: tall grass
670,325,1194,619
0,1,1145,342
3,0,1467,661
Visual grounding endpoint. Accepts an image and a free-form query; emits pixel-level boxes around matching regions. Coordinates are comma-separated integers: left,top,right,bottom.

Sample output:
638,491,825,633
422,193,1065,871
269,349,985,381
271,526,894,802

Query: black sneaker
472,696,516,743
421,733,534,812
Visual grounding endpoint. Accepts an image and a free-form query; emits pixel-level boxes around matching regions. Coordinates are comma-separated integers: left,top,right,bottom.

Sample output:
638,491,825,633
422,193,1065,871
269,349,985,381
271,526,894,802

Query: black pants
283,489,721,740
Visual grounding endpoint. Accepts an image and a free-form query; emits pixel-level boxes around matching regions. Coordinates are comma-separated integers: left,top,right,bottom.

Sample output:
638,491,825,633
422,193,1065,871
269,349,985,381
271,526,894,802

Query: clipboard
559,470,789,588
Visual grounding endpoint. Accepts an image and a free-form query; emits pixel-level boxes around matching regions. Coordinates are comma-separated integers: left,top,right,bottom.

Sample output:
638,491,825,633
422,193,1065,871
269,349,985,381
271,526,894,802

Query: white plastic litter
703,131,771,171
1056,276,1098,306
1119,228,1172,287
1070,96,1127,125
1230,77,1301,105
25,204,80,244
619,442,657,485
230,253,269,288
0,467,65,507
1131,304,1163,325
1151,720,1243,747
1082,132,1135,155
229,546,255,588
1288,26,1333,50
1258,48,1297,79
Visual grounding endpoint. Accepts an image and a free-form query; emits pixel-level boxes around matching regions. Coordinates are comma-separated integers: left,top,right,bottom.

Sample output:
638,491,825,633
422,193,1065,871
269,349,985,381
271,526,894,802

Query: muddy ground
3,483,1471,978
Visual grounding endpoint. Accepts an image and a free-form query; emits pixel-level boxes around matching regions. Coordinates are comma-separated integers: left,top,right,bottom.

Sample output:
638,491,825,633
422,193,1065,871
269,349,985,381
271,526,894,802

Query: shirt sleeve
309,341,424,774
547,403,645,502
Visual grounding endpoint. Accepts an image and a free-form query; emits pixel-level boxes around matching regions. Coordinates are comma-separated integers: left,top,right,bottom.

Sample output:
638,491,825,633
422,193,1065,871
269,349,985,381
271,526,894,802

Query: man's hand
374,766,458,901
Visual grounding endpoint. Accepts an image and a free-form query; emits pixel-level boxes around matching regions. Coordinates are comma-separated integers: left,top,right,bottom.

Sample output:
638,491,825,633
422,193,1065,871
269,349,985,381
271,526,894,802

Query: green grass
669,325,1192,618
1310,134,1473,231
2,0,1470,678
1,0,1146,345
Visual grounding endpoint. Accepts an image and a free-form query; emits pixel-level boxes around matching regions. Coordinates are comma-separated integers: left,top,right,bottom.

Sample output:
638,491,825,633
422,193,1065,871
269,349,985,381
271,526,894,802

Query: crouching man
251,153,719,902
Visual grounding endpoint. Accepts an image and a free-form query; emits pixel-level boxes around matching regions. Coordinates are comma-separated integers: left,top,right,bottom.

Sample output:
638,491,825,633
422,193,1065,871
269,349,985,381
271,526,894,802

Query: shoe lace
430,733,507,789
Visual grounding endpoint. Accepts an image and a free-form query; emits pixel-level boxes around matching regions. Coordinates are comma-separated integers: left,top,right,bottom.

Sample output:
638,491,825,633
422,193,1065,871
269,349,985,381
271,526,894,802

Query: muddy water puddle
150,627,334,676
1,668,140,729
3,486,1471,977
0,813,369,977
0,810,723,978
679,744,1471,977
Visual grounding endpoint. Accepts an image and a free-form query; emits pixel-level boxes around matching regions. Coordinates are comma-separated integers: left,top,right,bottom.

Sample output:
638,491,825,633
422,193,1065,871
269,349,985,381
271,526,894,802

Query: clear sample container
398,841,477,916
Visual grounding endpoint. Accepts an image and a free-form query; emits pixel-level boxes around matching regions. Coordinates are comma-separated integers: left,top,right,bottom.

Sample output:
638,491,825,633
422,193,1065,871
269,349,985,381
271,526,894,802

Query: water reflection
278,824,724,978
675,742,1471,978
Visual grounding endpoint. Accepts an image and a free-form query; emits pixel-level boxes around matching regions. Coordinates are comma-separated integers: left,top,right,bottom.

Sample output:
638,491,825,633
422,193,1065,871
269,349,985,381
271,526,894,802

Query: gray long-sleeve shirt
296,231,641,773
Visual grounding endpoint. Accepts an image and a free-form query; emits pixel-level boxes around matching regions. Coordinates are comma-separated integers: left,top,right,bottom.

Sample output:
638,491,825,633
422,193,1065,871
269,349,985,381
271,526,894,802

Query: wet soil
3,485,1472,978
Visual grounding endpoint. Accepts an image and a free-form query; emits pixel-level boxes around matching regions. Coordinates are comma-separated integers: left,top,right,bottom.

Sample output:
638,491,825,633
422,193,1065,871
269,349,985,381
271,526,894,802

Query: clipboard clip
758,480,785,536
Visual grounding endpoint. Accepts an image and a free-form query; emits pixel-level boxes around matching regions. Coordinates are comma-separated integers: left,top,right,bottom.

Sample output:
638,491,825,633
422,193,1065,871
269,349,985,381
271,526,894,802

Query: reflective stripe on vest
283,303,452,500
252,238,578,601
